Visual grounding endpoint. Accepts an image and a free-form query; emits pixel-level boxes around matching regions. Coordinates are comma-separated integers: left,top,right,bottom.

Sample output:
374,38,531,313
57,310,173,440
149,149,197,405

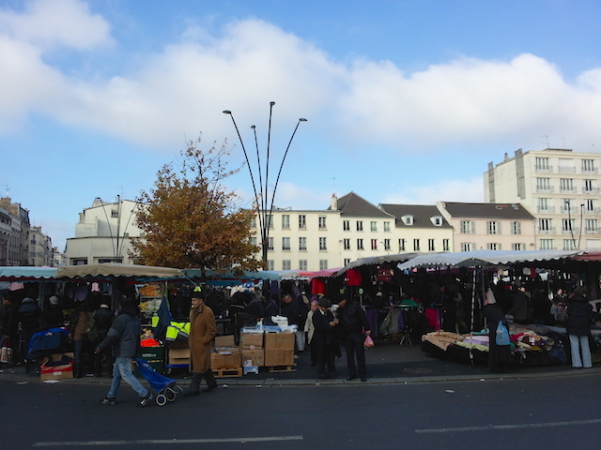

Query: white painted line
34,435,304,446
416,418,601,434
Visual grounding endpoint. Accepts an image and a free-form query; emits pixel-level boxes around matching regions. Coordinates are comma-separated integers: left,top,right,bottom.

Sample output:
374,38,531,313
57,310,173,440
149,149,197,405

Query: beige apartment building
65,197,143,265
28,226,53,266
484,148,601,251
437,202,536,252
251,192,454,271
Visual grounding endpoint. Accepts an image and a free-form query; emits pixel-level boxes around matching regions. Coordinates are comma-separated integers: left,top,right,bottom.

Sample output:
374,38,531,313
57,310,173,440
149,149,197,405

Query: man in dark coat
336,295,371,381
96,297,152,406
566,287,593,369
18,290,41,373
246,295,265,324
263,294,281,326
282,294,306,354
312,298,337,379
40,296,64,329
92,297,114,377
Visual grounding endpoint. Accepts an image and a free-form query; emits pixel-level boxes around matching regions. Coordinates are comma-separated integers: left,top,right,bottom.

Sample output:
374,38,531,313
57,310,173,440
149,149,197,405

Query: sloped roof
442,202,534,220
379,204,453,229
335,192,393,218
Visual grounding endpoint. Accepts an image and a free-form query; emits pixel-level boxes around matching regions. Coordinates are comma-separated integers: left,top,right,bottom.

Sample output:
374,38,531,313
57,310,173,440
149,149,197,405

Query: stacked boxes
211,335,241,370
168,347,190,366
241,331,264,368
264,333,295,367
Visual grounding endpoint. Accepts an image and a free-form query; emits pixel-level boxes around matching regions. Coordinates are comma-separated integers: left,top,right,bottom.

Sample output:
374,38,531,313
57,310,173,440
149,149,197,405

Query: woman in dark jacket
566,287,593,369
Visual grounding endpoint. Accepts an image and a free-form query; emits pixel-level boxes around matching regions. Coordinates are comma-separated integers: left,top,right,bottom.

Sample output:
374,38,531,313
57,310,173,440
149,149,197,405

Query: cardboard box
215,335,235,347
211,347,241,369
241,333,264,350
264,349,294,367
41,353,74,381
168,347,190,365
264,333,295,350
241,349,265,367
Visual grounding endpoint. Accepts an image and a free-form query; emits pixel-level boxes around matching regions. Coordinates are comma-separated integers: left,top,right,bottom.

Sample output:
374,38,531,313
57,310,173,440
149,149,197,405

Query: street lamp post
223,103,307,266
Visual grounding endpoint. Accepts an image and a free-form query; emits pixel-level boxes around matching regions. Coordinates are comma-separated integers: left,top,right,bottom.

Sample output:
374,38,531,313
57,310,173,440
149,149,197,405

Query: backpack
85,312,98,342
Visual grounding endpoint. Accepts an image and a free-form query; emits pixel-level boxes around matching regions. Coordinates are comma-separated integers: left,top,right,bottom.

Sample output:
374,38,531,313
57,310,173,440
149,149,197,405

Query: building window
343,220,350,231
536,177,551,192
443,239,450,251
512,243,524,251
319,259,328,270
384,221,391,232
535,157,550,171
267,237,274,251
384,239,391,250
356,221,363,231
343,258,351,266
111,209,119,218
299,237,307,251
428,239,435,251
584,179,594,193
282,237,290,251
282,215,290,229
371,239,378,250
487,243,501,250
460,243,474,252
318,216,327,229
564,239,576,251
539,218,552,232
399,239,406,252
250,216,257,228
319,237,327,250
266,214,273,229
413,239,420,251
487,221,499,235
511,222,521,235
298,215,306,229
540,239,554,250
282,260,291,270
586,199,596,212
585,219,598,233
562,218,575,232
250,237,257,247
343,238,351,250
559,178,574,193
537,198,551,213
357,239,364,250
299,259,307,271
370,221,377,232
460,220,474,234
267,260,274,271
582,159,596,173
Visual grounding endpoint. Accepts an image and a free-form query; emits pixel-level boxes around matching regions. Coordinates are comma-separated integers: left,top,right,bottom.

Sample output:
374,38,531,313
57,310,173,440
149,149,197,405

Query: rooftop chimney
330,194,337,210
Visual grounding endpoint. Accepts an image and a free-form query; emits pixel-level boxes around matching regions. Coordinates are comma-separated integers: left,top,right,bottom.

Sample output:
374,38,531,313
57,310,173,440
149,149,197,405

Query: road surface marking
416,418,601,434
34,435,304,446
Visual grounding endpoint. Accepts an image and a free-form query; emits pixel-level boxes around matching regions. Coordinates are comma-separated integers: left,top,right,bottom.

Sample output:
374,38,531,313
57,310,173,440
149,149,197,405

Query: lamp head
222,110,232,114
270,101,275,106
299,118,307,122
251,125,256,129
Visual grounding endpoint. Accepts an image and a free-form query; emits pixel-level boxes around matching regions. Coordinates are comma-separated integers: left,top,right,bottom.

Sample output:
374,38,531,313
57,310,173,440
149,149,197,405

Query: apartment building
251,192,453,271
65,197,143,265
437,202,535,252
484,148,601,251
0,197,31,266
28,226,53,266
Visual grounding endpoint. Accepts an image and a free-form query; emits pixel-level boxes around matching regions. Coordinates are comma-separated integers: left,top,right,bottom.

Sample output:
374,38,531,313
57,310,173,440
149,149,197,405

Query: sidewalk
3,341,600,387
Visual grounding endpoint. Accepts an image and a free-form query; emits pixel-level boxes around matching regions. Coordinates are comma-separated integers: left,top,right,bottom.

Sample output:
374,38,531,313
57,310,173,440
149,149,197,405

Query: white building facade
65,198,144,265
484,148,601,251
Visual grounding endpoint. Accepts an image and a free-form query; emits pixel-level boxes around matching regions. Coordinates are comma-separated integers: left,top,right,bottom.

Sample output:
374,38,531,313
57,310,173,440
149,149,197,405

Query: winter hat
49,296,59,305
318,297,331,309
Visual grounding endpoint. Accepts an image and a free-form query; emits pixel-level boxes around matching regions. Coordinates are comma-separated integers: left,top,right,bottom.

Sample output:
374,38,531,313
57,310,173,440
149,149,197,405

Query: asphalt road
2,371,601,450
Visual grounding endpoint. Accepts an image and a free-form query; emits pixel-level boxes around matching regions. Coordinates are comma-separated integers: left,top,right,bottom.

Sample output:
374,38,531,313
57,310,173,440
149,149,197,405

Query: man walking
97,297,152,406
336,295,371,382
184,290,218,396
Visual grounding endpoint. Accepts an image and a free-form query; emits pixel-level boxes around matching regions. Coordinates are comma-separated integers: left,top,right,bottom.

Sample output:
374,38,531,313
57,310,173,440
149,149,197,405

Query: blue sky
1,0,600,252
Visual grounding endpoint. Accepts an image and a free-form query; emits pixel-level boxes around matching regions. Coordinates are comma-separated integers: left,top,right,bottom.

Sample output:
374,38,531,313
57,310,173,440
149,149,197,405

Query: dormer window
431,215,443,226
401,215,413,226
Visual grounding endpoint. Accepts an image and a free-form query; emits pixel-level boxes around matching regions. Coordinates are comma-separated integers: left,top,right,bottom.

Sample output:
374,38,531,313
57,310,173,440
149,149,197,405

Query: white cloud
0,2,599,154
383,178,484,205
0,0,112,50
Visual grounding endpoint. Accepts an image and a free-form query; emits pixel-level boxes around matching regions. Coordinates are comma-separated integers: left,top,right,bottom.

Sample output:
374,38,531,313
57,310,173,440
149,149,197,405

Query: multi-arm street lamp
223,102,307,266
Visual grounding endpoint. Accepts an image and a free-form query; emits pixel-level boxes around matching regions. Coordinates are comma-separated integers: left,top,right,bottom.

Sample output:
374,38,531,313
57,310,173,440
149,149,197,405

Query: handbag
1,341,13,364
364,335,375,348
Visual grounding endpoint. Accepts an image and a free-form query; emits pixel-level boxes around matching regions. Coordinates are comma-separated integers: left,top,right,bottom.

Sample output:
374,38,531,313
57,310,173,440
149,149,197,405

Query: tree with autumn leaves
131,137,263,276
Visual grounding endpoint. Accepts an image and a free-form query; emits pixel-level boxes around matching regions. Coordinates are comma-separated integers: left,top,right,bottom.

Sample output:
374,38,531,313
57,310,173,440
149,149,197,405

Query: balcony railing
582,167,599,174
584,208,601,215
583,187,600,195
584,228,600,235
537,227,556,234
535,186,554,193
561,227,580,235
534,165,553,173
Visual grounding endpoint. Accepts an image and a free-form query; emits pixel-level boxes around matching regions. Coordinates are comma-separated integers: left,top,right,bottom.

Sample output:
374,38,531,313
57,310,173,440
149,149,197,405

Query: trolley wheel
166,388,176,402
166,368,172,375
156,394,167,406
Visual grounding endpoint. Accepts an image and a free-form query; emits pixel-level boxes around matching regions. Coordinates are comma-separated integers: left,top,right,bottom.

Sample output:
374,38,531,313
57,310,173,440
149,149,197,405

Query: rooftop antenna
3,185,9,197
541,135,550,148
